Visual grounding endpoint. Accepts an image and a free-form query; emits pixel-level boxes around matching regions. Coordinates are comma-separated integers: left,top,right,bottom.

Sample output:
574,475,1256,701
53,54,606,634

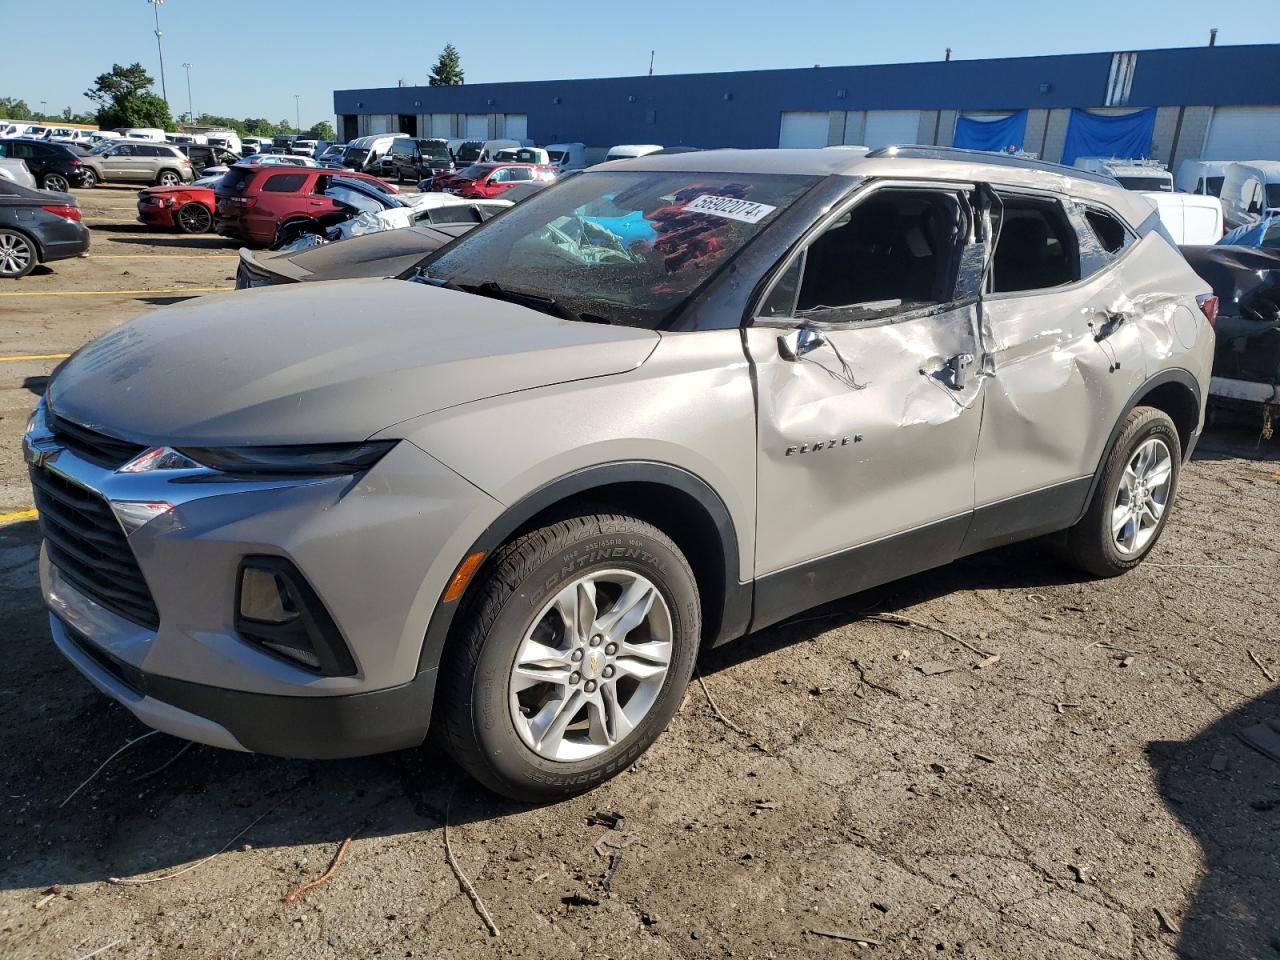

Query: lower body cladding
36,440,499,758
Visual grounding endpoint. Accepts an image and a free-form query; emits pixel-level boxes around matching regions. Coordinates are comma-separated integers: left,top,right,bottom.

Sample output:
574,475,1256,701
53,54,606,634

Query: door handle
777,325,826,361
1092,311,1131,342
947,353,975,390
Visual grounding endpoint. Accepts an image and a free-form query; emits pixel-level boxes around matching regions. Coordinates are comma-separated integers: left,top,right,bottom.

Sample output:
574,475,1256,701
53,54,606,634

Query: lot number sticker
683,195,777,224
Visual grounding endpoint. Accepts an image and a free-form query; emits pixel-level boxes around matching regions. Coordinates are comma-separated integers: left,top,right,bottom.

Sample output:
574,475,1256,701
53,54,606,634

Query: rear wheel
439,511,701,801
0,229,37,278
78,169,97,189
273,219,319,249
175,202,213,234
1065,407,1181,577
156,169,181,187
41,172,69,192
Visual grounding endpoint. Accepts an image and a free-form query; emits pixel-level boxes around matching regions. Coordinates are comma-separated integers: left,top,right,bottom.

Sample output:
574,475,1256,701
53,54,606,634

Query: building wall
335,45,1280,158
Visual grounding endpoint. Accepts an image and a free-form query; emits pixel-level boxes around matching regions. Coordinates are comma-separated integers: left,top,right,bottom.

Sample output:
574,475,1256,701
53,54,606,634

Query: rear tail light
71,158,81,166
1197,293,1219,328
41,204,82,222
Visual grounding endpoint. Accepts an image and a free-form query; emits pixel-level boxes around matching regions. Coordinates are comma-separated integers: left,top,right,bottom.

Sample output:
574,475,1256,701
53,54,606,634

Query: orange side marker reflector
443,551,487,603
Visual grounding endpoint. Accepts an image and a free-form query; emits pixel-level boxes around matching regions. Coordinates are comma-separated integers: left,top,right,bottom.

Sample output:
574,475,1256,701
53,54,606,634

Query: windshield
425,144,451,159
455,165,489,181
417,170,818,328
547,150,567,163
457,142,484,162
343,147,370,165
1116,174,1173,192
1267,184,1280,209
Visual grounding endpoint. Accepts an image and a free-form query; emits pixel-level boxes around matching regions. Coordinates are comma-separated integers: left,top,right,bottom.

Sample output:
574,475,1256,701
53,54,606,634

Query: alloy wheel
0,232,34,276
79,170,96,188
158,171,180,186
43,174,69,192
1112,437,1173,554
178,204,212,233
509,569,673,762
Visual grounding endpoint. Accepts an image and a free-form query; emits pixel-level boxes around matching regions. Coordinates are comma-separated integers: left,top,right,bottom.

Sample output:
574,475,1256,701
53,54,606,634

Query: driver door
746,181,989,627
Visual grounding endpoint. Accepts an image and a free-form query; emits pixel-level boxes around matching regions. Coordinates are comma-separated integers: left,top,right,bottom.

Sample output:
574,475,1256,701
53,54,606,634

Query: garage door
465,114,488,139
863,111,921,149
430,114,452,138
1203,107,1280,160
503,114,528,141
779,112,829,148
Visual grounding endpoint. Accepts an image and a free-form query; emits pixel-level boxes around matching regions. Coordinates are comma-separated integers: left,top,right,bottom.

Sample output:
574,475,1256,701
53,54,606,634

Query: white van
544,142,586,173
604,144,663,163
167,133,208,146
454,138,521,164
206,131,242,155
341,134,407,172
1074,157,1173,192
1141,192,1223,245
493,146,550,165
1219,161,1280,230
121,128,168,142
1175,159,1231,197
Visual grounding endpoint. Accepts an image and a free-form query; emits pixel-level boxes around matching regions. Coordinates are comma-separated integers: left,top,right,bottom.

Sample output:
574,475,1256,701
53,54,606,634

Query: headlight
176,440,397,477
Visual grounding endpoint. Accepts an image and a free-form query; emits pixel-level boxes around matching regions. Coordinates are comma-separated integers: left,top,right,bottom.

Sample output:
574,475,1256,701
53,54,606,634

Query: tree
306,121,336,141
85,63,173,131
242,118,276,137
0,97,33,121
195,114,247,136
429,43,464,86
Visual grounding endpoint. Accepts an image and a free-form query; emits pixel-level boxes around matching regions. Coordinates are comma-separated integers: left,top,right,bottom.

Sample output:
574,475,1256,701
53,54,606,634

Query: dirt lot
0,184,1277,960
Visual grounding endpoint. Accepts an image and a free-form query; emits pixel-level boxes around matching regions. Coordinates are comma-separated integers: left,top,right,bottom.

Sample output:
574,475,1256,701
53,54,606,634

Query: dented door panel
747,304,983,579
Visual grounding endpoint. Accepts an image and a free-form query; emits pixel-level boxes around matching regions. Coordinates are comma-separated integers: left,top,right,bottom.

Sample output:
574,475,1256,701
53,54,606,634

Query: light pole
294,94,301,133
147,0,169,108
182,62,193,124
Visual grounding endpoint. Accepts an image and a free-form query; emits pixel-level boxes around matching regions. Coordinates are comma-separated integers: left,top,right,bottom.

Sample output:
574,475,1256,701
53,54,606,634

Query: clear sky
2,0,1275,126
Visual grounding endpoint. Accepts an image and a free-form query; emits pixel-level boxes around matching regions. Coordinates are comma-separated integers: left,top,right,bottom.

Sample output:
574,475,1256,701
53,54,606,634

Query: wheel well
507,482,730,644
1135,380,1199,457
0,224,42,261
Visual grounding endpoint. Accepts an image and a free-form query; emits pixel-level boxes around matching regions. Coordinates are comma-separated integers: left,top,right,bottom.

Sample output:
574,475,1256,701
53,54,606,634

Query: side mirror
777,325,825,361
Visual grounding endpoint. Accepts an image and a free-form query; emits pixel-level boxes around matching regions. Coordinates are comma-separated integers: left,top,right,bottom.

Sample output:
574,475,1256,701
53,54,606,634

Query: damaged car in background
26,146,1214,801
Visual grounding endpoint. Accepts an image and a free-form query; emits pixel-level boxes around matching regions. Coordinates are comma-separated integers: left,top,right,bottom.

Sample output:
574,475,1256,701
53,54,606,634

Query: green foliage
85,63,174,131
242,118,276,136
429,43,464,86
0,97,34,120
306,121,336,142
194,114,247,136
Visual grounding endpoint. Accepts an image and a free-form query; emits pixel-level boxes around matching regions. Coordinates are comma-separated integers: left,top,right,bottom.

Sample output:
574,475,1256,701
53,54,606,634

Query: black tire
439,511,701,802
272,219,319,249
175,202,213,234
41,172,70,192
79,169,97,189
1065,406,1181,577
0,228,38,278
155,169,182,187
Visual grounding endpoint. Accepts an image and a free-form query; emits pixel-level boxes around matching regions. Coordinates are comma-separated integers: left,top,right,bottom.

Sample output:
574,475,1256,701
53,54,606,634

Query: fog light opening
239,566,299,624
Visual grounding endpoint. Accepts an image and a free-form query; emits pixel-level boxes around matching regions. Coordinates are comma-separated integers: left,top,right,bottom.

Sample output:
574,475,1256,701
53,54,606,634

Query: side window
1083,208,1130,255
261,173,307,193
788,188,970,322
488,168,508,183
989,194,1079,294
325,183,383,214
509,167,534,182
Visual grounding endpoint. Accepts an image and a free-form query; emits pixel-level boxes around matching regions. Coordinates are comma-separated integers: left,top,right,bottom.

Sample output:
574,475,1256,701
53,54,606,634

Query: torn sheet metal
1183,245,1280,395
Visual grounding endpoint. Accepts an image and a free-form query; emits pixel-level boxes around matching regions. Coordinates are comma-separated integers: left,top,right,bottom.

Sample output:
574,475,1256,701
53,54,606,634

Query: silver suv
25,148,1215,800
78,141,194,188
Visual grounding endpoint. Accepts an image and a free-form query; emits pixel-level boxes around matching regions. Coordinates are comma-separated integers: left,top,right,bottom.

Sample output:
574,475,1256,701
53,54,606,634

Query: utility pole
648,50,655,76
182,63,193,124
147,0,169,107
294,94,301,132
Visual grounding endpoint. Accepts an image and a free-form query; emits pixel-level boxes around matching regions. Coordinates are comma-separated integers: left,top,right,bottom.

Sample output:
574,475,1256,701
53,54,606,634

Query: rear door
747,181,988,613
969,189,1148,545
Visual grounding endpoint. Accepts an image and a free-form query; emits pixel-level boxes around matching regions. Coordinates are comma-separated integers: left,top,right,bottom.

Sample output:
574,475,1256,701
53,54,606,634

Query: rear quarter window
261,173,309,193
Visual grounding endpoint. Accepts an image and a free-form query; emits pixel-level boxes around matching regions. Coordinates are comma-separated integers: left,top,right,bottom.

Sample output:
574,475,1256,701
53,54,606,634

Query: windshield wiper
464,280,613,324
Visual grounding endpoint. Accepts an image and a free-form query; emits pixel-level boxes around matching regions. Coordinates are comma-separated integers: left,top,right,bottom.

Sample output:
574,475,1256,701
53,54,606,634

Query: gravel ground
0,185,1277,960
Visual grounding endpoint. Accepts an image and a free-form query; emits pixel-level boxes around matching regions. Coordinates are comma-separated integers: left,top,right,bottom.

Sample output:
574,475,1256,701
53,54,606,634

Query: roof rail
864,145,1119,187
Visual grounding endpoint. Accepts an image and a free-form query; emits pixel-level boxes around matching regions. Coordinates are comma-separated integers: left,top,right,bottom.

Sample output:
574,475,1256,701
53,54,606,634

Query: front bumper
27,410,501,757
136,202,177,228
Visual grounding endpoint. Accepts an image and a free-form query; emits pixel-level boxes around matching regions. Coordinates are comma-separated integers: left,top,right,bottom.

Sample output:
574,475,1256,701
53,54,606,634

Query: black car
178,144,242,176
0,179,90,278
0,139,89,192
383,137,455,183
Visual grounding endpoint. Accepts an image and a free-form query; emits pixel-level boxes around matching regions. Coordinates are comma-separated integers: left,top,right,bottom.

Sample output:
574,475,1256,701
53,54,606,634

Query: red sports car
428,162,556,199
137,185,216,234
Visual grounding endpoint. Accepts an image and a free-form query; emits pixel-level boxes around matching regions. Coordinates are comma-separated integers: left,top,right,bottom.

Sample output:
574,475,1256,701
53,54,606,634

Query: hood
49,279,659,445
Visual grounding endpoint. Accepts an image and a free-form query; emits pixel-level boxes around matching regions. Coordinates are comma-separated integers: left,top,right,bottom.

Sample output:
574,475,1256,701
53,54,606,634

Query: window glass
509,167,535,182
9,143,34,159
326,183,384,214
791,189,969,322
1204,176,1225,197
990,195,1079,294
488,168,508,183
1084,209,1129,254
261,173,307,193
758,255,804,318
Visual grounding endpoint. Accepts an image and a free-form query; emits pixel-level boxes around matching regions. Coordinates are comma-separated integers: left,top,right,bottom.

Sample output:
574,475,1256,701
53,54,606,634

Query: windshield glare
457,142,483,162
419,169,817,328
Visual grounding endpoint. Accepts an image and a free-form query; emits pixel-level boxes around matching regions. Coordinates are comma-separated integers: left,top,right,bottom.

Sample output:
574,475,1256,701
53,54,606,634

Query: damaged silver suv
26,147,1215,800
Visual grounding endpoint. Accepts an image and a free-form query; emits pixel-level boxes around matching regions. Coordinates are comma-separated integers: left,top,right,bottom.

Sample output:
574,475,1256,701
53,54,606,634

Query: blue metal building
333,44,1280,165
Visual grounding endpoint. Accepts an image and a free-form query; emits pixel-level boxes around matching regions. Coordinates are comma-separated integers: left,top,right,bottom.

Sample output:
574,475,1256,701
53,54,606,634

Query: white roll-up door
503,114,528,141
465,114,488,139
778,112,829,148
863,110,921,149
1203,107,1280,160
430,114,452,138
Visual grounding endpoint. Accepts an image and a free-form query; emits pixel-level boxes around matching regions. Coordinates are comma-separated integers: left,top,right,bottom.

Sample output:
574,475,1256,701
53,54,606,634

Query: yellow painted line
0,509,37,525
0,287,233,298
0,353,70,362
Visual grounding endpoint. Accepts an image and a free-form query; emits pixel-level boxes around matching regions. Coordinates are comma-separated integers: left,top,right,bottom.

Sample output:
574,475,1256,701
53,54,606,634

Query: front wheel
41,172,69,192
1065,406,1181,577
439,511,701,801
79,169,97,189
175,202,213,234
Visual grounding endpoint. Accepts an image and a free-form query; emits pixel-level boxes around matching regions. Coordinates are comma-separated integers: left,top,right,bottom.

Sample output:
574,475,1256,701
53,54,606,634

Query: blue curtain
952,111,1028,153
1061,109,1156,166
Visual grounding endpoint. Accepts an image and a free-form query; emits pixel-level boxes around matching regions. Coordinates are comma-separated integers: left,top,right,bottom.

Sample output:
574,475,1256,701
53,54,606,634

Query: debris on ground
1155,907,1181,934
852,659,902,696
594,833,643,858
283,835,352,904
696,671,750,736
915,661,955,676
864,611,994,659
974,753,996,763
1068,864,1090,883
808,928,882,946
585,811,625,830
600,854,622,893
109,813,267,886
60,729,160,808
443,787,499,938
1248,650,1276,683
561,893,600,908
975,655,1002,670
